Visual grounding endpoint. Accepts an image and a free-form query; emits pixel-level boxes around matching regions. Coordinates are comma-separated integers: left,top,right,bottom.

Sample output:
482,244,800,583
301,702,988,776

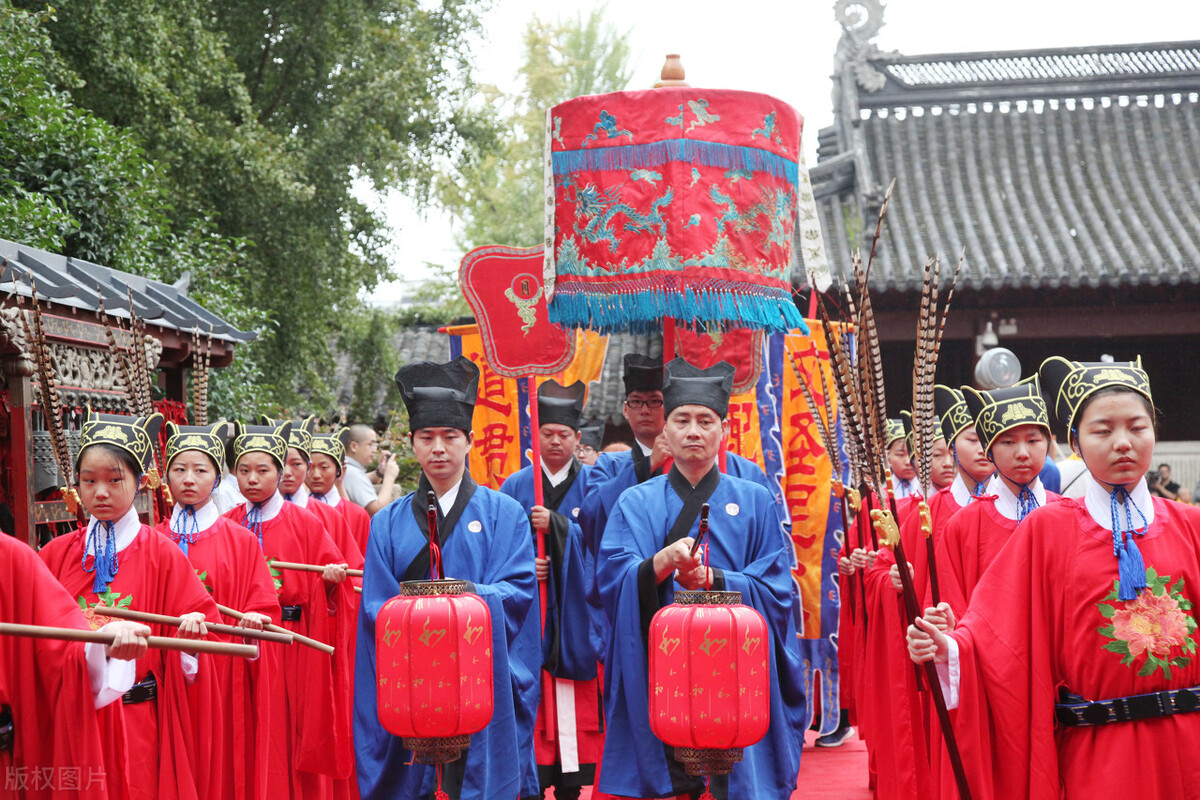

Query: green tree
439,9,633,250
20,0,494,407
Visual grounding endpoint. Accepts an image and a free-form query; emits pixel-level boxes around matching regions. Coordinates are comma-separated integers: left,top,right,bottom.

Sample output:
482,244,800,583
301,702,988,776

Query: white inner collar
435,477,463,515
86,506,142,555
245,490,285,522
541,459,573,488
986,474,1046,521
636,439,653,457
170,501,220,533
949,474,973,507
1084,473,1155,531
289,483,310,508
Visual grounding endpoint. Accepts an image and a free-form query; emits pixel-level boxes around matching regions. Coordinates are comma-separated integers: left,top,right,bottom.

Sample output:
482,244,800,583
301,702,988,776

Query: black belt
281,605,302,622
0,706,12,752
1055,686,1200,727
123,674,157,706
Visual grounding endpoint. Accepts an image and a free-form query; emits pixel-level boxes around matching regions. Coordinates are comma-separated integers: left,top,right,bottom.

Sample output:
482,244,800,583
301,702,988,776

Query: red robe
948,497,1200,799
936,491,1062,619
291,496,362,800
864,486,967,800
224,500,355,800
39,526,223,800
330,496,371,556
155,514,281,800
0,534,125,800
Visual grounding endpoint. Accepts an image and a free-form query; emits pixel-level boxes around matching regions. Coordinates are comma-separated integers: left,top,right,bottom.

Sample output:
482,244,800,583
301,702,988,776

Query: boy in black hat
355,357,540,800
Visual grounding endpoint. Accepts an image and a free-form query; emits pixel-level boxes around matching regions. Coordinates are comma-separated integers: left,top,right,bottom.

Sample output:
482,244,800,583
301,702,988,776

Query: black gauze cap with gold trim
227,420,292,471
900,410,944,455
1038,356,1153,443
264,415,316,460
78,409,165,474
396,356,480,433
538,380,587,431
962,378,1051,453
623,353,663,395
935,385,973,444
312,428,353,473
165,421,231,472
663,358,735,418
885,418,906,448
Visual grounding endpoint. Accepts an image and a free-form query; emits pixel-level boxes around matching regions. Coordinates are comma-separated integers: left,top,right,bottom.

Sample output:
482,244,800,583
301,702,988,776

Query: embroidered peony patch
1097,567,1197,679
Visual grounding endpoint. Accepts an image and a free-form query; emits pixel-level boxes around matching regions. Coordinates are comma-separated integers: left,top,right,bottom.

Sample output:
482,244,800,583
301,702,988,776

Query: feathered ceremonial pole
852,184,973,800
20,280,81,521
908,253,962,606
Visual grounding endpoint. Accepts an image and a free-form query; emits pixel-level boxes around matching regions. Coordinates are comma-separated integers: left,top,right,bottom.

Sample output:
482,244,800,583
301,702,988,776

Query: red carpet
556,729,872,799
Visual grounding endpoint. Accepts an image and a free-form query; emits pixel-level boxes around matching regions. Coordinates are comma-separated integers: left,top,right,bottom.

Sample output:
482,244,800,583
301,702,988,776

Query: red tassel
434,763,450,800
699,775,716,799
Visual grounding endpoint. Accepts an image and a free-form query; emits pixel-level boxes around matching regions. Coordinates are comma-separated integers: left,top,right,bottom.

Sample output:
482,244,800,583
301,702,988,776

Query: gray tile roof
802,40,1200,294
0,238,256,342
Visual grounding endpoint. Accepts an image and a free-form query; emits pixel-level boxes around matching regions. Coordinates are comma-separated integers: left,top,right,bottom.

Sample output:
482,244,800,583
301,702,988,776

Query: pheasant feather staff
20,280,79,516
97,291,137,415
908,253,962,606
852,185,974,800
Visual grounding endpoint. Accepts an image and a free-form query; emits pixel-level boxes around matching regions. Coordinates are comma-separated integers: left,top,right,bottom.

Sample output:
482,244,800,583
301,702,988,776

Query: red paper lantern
649,590,770,775
376,579,494,763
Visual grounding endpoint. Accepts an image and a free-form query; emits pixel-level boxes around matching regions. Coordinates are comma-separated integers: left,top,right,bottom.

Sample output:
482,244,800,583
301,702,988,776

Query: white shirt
211,471,246,515
636,439,653,457
241,490,286,522
893,475,922,499
313,487,341,507
984,474,1047,521
289,484,311,508
342,457,377,508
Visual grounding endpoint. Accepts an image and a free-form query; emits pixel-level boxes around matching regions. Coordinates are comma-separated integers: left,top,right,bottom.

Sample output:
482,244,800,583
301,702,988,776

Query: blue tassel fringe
553,139,799,186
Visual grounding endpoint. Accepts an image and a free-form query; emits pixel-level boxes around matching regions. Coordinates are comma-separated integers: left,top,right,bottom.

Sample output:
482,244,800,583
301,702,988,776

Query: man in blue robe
355,357,541,800
596,358,807,800
499,380,603,800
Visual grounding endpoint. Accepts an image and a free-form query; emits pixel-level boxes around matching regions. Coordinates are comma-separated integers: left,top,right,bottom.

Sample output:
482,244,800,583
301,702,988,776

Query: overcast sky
365,0,1200,304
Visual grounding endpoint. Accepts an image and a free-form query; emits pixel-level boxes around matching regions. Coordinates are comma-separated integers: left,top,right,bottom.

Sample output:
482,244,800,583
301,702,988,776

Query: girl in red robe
272,417,362,800
306,429,373,555
1,534,150,800
38,410,224,800
910,358,1200,799
222,421,355,800
156,421,281,800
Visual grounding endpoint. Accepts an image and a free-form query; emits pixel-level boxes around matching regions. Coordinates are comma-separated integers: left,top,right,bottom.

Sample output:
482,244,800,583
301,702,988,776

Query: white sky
365,0,1200,305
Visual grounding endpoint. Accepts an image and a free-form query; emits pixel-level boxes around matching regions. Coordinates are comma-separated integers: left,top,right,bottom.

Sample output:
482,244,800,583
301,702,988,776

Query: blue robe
596,469,807,799
498,460,599,677
355,480,541,800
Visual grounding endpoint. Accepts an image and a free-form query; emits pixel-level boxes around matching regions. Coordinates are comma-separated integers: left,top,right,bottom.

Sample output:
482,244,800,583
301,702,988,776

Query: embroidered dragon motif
572,184,673,253
582,110,632,145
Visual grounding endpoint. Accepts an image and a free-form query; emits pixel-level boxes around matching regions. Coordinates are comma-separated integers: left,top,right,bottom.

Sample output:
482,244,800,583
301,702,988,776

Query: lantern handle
689,503,710,557
426,490,443,581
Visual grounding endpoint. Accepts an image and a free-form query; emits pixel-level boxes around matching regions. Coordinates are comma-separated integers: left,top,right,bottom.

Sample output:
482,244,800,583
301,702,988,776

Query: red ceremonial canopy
545,88,806,334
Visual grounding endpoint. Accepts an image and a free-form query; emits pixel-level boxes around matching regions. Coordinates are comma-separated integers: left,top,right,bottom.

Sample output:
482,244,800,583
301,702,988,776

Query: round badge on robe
468,520,482,533
572,507,580,518
726,503,739,516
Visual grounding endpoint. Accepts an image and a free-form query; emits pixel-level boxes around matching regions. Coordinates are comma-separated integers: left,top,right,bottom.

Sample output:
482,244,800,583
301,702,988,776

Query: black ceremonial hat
623,353,663,395
227,419,292,471
578,417,605,451
885,418,906,448
935,384,973,444
961,378,1051,453
396,356,480,433
312,428,353,473
537,380,586,431
165,421,231,471
900,410,944,456
263,415,317,460
662,358,735,418
78,409,165,474
1038,356,1153,444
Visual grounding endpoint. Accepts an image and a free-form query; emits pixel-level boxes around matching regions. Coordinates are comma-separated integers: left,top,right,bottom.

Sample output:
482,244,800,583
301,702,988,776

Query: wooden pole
270,560,360,577
215,603,334,655
93,604,293,645
528,376,547,636
0,622,258,657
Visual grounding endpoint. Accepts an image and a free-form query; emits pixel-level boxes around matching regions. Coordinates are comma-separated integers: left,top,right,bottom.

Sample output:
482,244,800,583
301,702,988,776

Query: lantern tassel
699,775,716,800
434,763,449,800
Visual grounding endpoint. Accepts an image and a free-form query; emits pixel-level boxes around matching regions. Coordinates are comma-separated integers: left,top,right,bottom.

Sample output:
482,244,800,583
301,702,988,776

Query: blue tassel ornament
1110,486,1150,601
82,520,119,594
